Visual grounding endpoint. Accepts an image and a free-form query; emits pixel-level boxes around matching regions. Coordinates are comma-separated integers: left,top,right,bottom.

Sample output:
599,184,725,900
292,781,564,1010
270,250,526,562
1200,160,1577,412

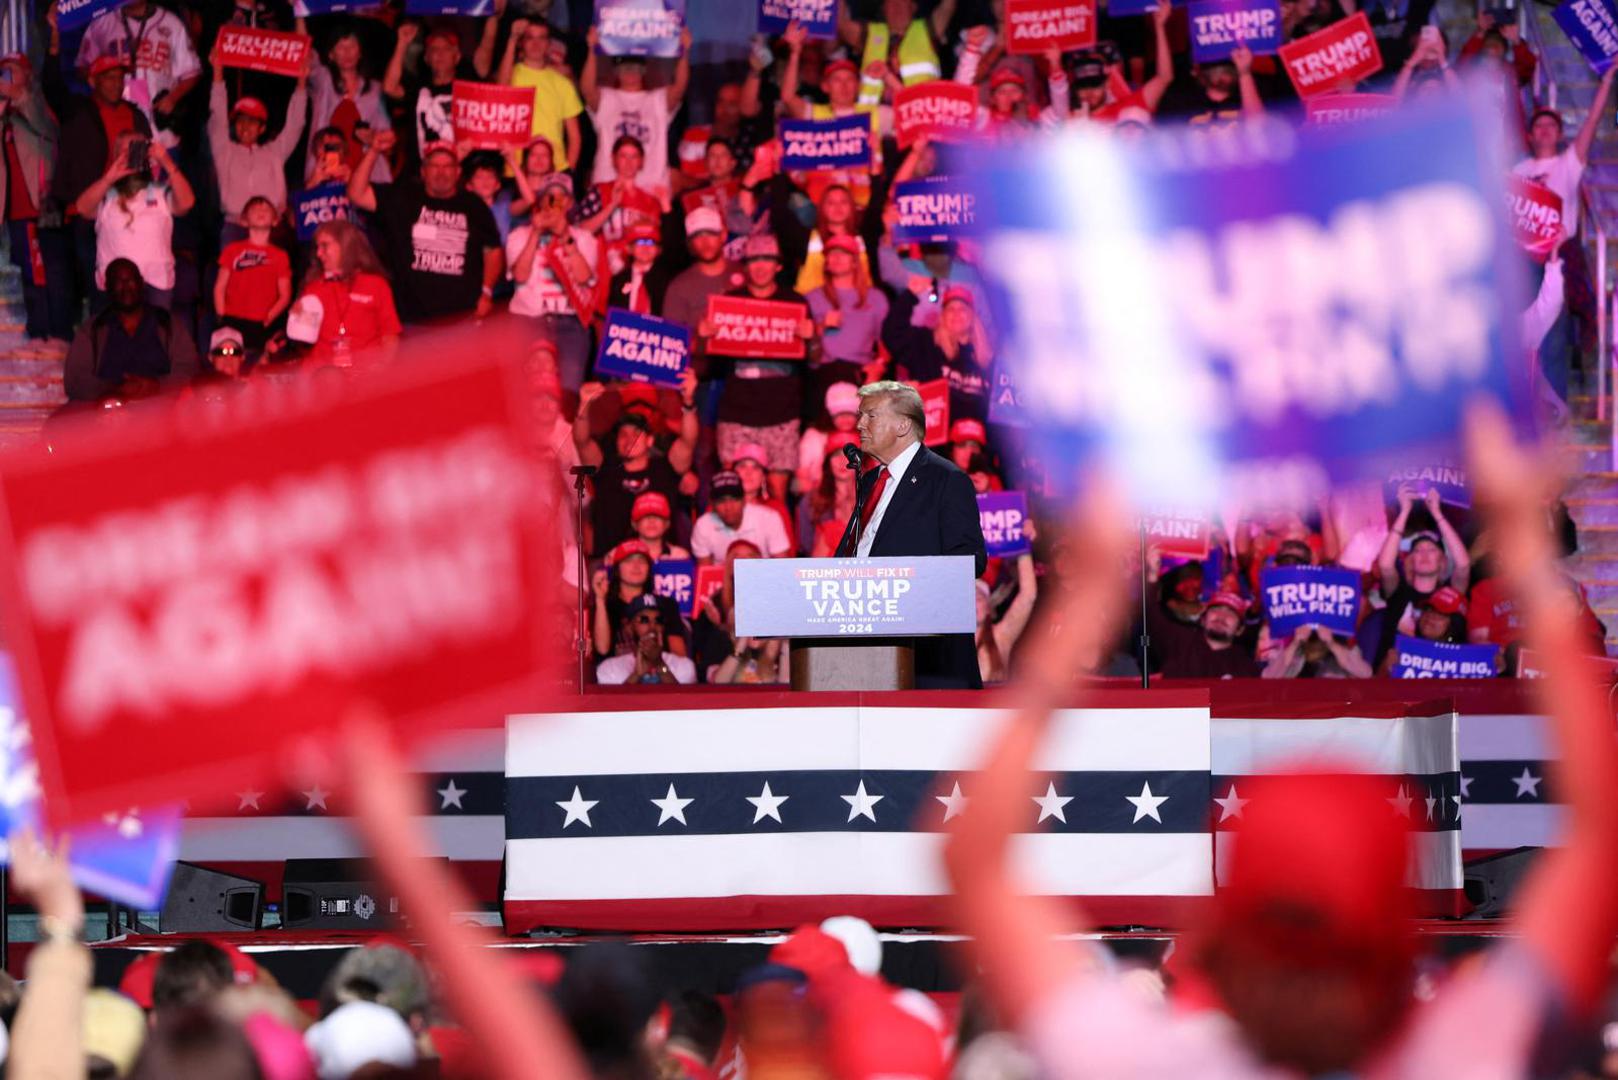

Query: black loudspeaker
1463,847,1543,919
281,859,411,930
160,862,265,933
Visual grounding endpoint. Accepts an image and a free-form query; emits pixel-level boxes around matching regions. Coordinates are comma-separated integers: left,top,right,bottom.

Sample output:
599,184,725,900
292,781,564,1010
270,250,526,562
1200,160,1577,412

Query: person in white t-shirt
580,25,690,204
76,132,195,308
75,0,201,136
506,175,599,390
690,470,791,564
1512,65,1614,405
596,593,696,685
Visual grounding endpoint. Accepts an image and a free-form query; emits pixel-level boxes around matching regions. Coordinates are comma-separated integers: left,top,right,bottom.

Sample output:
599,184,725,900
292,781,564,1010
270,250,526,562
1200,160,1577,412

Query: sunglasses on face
632,613,661,625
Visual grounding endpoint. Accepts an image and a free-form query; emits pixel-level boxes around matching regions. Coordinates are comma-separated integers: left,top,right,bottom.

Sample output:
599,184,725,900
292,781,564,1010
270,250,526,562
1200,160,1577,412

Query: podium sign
734,557,976,638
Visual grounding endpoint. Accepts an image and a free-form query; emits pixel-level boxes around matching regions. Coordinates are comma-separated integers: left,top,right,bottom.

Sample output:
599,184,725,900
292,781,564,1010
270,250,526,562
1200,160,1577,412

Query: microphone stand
841,446,870,556
1138,522,1150,690
569,464,597,693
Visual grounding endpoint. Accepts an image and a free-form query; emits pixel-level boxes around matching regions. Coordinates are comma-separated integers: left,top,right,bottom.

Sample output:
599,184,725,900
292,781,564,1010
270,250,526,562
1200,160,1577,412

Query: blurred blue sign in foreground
0,661,179,909
962,93,1528,510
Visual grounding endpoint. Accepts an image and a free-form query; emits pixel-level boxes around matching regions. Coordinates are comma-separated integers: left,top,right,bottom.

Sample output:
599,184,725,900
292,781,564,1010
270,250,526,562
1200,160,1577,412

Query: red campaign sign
705,295,807,359
919,378,950,445
1505,177,1564,262
452,81,535,149
0,340,556,828
679,181,738,218
1302,92,1396,125
1278,12,1382,98
1005,0,1098,55
1139,507,1212,560
215,26,311,78
694,564,726,613
893,82,980,149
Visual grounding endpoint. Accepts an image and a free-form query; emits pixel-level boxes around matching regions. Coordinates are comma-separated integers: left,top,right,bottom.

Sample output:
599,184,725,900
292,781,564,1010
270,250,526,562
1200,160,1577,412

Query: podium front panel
734,556,976,639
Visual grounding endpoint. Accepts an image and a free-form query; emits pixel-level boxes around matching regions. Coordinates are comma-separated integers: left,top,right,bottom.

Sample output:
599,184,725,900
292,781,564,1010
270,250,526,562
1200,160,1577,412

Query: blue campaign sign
0,661,179,909
653,559,697,618
596,0,685,58
1554,0,1618,73
1386,462,1470,508
892,176,978,244
1188,0,1282,61
1390,634,1499,678
406,0,492,13
734,556,977,637
780,116,873,172
1109,0,1183,17
1260,565,1361,638
988,365,1028,427
977,492,1031,558
298,0,375,14
595,308,691,388
759,0,837,37
964,94,1528,511
292,183,353,243
56,0,122,32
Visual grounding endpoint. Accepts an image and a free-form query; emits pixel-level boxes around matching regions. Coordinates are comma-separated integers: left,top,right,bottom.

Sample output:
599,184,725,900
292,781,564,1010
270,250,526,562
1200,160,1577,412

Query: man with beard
1145,580,1259,678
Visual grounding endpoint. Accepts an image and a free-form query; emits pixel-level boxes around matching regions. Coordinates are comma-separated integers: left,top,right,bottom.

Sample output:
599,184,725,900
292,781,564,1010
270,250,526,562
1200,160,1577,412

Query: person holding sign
582,24,690,202
1262,623,1372,678
592,539,689,661
708,234,815,502
207,39,308,235
977,540,1040,684
779,28,882,206
882,284,991,422
1513,65,1616,405
1158,41,1264,126
383,23,503,171
1143,552,1261,677
1050,4,1176,124
1372,485,1472,668
308,27,394,183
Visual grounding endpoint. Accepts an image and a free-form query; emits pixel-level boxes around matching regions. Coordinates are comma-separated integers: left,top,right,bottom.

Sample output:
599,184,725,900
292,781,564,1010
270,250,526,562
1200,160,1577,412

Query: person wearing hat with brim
605,219,671,314
595,591,696,685
1141,556,1261,677
708,233,815,507
778,23,887,209
589,407,692,557
206,38,308,244
1372,484,1472,668
628,488,691,562
348,128,503,324
690,469,791,565
662,203,739,389
581,24,690,201
1048,2,1176,125
1155,41,1264,128
796,380,864,495
591,537,690,661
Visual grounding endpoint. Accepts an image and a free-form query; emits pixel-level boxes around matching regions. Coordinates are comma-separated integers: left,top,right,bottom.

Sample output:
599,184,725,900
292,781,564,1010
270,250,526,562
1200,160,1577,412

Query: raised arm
1465,403,1618,1015
1574,64,1616,164
472,0,506,79
992,549,1041,658
1140,0,1175,111
1424,487,1471,591
581,26,602,111
6,829,88,1080
152,141,194,216
270,60,311,158
779,22,808,119
347,127,397,211
1232,44,1263,116
343,713,591,1080
1377,484,1416,595
497,17,528,86
383,22,418,101
944,492,1132,1027
667,27,691,108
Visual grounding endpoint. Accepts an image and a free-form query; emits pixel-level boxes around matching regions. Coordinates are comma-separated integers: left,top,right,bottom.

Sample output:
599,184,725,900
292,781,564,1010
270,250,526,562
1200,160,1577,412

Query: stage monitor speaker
1463,847,1542,919
282,858,440,930
160,862,265,933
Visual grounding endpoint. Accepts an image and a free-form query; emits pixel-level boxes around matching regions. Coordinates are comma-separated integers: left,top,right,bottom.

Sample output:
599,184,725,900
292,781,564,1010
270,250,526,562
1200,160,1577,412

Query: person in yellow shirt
497,19,583,171
779,26,884,210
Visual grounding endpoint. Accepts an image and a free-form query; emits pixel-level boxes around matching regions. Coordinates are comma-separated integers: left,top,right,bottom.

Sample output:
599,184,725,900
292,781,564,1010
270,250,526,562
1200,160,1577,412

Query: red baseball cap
1426,585,1467,616
824,234,861,256
822,58,858,80
950,418,987,445
989,66,1025,90
231,96,269,121
626,221,660,244
89,54,130,78
608,539,653,566
940,285,974,309
1205,591,1250,617
421,140,459,162
825,431,861,459
631,491,671,522
618,382,659,410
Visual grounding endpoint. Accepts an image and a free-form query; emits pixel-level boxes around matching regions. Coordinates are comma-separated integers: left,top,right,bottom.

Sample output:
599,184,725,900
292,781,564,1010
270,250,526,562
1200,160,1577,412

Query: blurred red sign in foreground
0,338,556,828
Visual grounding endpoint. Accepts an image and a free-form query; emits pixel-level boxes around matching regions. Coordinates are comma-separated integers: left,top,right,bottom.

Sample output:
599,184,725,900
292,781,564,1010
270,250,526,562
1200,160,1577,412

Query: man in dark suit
835,381,988,689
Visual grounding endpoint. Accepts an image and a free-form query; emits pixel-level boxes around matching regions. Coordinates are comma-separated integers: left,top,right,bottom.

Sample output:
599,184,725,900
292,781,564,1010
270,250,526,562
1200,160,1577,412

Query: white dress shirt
856,438,923,557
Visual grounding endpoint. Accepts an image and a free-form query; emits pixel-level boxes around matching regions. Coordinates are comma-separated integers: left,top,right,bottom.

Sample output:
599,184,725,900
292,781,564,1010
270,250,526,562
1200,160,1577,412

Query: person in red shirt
577,134,666,277
288,218,401,368
213,196,291,353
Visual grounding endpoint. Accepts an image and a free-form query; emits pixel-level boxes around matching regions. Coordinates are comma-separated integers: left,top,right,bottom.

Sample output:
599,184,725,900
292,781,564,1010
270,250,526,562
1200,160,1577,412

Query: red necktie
858,466,889,536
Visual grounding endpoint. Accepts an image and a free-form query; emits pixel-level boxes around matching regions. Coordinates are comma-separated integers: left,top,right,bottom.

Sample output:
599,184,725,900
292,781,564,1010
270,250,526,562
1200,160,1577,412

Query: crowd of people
0,0,1607,685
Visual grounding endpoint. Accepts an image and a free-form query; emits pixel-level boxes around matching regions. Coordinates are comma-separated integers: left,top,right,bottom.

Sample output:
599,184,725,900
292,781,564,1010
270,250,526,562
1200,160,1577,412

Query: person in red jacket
287,218,401,368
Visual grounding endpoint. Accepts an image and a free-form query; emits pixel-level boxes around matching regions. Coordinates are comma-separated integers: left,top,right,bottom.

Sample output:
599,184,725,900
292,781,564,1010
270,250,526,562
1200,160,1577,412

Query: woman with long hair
76,131,195,310
793,183,869,293
308,25,393,182
882,283,993,423
288,219,400,366
803,432,860,557
807,234,889,402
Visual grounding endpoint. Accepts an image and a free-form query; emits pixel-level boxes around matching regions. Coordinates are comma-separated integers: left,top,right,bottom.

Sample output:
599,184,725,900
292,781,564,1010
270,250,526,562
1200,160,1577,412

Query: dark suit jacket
836,443,988,689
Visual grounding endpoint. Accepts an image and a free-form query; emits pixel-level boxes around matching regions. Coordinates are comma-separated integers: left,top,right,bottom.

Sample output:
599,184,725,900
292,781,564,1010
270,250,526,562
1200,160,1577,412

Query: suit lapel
871,445,927,553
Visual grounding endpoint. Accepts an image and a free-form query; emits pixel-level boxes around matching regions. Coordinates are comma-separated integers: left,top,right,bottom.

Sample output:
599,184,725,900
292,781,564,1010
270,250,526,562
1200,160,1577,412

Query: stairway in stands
1564,400,1618,656
0,262,65,448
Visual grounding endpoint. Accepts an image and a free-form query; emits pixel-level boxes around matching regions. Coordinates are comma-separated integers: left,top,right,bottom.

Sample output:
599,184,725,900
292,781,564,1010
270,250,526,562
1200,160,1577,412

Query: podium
733,556,977,691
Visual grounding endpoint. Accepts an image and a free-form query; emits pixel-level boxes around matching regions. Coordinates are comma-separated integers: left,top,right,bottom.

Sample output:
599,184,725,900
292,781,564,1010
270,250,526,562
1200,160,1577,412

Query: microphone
841,443,864,471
